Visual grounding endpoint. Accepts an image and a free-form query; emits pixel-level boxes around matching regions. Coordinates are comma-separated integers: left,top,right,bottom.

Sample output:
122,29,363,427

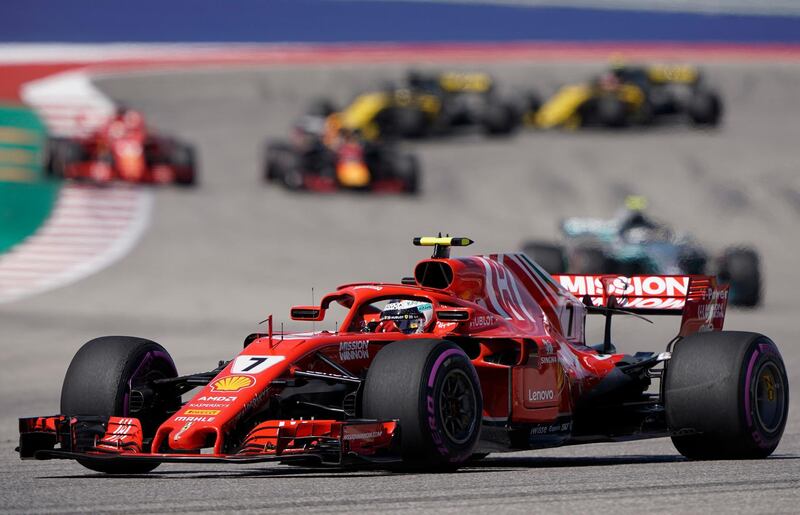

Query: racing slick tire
481,101,518,135
280,167,306,191
394,153,420,195
521,241,567,274
363,339,482,468
169,142,197,186
678,247,708,275
570,245,609,274
61,336,179,474
264,141,292,182
47,137,84,178
718,247,762,307
265,141,304,190
596,95,629,128
688,90,722,126
665,331,788,460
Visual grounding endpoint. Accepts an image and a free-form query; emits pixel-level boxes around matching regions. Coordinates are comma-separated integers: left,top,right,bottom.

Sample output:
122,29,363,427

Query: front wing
19,415,401,467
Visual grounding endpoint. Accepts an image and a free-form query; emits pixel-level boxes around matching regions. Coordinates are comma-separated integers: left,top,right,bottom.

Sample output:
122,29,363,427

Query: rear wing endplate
553,274,729,336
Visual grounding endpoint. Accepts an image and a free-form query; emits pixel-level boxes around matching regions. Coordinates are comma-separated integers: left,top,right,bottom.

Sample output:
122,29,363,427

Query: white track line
0,66,156,304
21,70,115,137
0,183,153,303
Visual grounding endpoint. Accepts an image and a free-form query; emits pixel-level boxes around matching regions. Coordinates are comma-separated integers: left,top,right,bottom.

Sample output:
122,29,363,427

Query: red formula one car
47,108,197,186
18,237,788,473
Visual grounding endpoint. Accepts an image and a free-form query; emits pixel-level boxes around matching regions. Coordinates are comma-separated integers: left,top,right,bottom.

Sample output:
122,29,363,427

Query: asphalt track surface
2,62,800,512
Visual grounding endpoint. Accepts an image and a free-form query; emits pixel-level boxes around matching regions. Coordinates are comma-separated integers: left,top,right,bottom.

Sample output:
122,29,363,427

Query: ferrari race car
521,199,762,306
532,63,722,129
47,107,197,186
312,70,534,140
265,119,419,194
18,236,788,473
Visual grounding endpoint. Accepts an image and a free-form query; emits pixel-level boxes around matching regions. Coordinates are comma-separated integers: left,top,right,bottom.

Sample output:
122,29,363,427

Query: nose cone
152,344,299,454
165,418,219,451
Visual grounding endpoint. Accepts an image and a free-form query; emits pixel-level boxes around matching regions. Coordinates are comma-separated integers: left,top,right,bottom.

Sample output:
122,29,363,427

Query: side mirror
290,306,325,321
435,307,472,322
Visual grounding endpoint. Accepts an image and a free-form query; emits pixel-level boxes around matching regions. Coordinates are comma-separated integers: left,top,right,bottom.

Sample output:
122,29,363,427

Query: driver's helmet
295,115,325,137
380,299,433,334
123,110,143,128
597,71,620,90
616,195,662,237
623,225,656,244
406,69,424,88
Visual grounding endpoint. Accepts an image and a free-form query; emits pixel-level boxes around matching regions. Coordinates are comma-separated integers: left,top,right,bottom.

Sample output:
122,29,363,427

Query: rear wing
553,274,729,336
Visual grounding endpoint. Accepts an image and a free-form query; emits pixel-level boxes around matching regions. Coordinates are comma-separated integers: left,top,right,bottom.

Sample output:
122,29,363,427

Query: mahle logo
210,375,255,392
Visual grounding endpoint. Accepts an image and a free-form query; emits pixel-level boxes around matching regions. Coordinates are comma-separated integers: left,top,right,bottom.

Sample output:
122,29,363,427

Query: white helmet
380,300,433,334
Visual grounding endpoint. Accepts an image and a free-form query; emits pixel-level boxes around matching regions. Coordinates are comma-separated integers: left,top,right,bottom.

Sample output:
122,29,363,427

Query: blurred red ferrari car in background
46,107,197,186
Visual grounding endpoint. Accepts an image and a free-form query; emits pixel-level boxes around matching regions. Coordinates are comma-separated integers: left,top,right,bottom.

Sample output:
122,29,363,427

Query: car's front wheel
61,336,179,474
688,89,722,126
392,153,420,195
363,340,482,468
47,137,84,178
482,101,518,135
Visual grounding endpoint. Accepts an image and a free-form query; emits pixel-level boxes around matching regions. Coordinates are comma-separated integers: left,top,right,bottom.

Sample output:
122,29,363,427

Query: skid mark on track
0,184,153,303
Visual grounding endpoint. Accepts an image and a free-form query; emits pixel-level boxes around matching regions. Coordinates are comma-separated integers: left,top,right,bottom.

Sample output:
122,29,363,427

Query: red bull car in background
264,117,419,194
46,107,197,186
18,237,788,473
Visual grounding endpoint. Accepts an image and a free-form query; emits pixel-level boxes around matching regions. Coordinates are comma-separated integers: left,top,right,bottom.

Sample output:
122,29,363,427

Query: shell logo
210,375,255,392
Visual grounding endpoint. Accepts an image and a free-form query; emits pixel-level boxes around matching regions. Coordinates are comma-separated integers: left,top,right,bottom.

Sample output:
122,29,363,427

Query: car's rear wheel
169,142,197,186
678,247,707,275
61,336,179,474
665,331,788,459
363,340,482,468
688,90,722,126
521,241,567,274
718,247,762,307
